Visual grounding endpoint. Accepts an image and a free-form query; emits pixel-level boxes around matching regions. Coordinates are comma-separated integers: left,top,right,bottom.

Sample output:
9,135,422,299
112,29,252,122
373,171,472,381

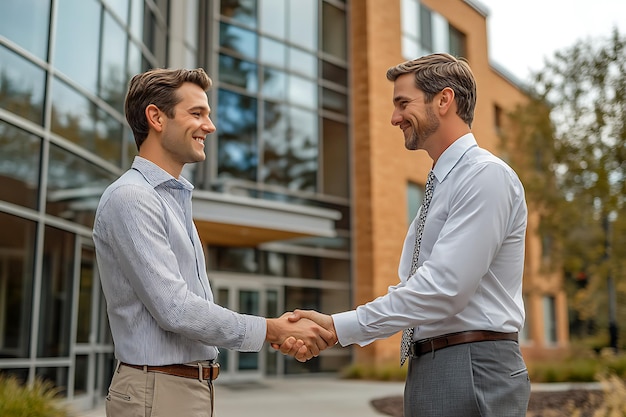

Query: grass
0,375,69,417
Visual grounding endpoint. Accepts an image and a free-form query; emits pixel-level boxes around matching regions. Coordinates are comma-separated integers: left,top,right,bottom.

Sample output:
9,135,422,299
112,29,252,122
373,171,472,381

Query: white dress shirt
93,157,266,365
333,133,527,346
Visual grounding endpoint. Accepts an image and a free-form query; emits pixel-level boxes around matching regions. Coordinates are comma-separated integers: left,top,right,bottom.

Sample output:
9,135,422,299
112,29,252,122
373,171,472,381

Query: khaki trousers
106,362,214,417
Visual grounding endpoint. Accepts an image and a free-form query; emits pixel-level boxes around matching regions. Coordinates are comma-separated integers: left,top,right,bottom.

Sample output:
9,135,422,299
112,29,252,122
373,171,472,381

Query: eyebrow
188,105,211,114
393,95,411,105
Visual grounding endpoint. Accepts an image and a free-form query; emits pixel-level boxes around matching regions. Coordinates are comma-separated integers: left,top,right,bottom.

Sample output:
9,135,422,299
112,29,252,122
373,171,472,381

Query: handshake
266,310,337,362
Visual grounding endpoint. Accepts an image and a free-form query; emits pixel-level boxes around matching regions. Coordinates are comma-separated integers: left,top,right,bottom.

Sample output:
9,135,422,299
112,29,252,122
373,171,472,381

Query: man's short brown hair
125,68,212,150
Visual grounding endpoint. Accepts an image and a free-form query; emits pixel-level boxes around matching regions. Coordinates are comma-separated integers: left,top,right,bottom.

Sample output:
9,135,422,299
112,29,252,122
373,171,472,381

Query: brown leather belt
121,362,220,380
410,330,518,357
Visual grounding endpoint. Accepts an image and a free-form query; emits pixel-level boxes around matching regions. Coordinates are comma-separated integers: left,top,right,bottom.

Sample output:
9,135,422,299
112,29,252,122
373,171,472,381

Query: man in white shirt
283,53,530,416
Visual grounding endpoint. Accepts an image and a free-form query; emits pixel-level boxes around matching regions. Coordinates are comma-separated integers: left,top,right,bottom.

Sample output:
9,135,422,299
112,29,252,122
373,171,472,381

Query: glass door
212,275,283,382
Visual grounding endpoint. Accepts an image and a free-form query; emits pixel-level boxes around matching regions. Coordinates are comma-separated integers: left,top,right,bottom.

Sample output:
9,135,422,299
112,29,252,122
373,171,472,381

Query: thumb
287,309,305,322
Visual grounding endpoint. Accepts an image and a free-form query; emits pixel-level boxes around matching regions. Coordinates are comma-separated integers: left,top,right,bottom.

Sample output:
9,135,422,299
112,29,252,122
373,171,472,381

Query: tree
505,28,626,348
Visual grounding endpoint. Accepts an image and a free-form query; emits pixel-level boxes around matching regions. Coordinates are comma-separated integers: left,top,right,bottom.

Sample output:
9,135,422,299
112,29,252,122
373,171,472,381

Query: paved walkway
79,376,405,417
78,377,603,417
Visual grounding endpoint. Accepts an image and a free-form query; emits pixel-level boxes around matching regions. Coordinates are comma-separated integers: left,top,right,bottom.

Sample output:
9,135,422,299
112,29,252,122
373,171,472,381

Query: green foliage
528,351,626,383
505,27,626,337
0,375,69,417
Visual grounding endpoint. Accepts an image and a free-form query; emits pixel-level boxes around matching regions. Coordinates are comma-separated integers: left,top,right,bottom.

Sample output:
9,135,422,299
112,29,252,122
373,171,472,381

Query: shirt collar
432,133,477,183
131,156,194,191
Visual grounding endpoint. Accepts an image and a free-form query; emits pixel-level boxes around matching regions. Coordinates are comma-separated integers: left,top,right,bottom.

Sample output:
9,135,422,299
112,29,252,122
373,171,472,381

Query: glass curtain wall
206,0,352,376
0,0,189,408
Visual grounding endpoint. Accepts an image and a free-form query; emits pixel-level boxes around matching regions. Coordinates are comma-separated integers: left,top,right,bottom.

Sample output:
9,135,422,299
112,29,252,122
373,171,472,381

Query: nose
391,109,402,126
202,116,216,134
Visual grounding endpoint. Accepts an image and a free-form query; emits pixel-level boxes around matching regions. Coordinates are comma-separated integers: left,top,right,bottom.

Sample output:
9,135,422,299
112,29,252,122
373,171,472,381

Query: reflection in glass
322,3,347,60
55,0,100,94
218,54,258,92
0,212,35,359
0,0,50,60
321,88,347,114
36,367,68,396
0,121,41,209
238,290,259,370
144,7,167,64
322,119,349,198
74,355,88,395
260,37,286,68
104,0,129,23
288,75,317,109
38,225,75,358
220,0,257,28
129,0,144,40
0,46,46,125
100,11,128,113
219,22,258,59
259,0,286,39
288,0,316,50
76,247,96,343
322,60,347,86
51,78,123,165
288,47,317,78
46,143,118,228
261,68,286,101
262,107,318,191
217,89,258,181
214,247,257,273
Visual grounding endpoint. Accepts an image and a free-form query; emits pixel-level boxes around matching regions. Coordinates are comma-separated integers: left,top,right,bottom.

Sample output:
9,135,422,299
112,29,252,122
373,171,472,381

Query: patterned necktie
400,170,436,366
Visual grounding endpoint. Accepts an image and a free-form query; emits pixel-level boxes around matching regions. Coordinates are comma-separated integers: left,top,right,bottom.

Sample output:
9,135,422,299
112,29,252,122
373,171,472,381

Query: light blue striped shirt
93,157,266,366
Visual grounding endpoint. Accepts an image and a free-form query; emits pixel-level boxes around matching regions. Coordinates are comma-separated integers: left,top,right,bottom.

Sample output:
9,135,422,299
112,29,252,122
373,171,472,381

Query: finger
277,336,296,354
294,345,311,362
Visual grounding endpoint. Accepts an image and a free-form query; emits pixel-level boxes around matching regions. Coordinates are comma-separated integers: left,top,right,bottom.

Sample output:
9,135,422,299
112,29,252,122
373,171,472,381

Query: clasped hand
267,310,336,362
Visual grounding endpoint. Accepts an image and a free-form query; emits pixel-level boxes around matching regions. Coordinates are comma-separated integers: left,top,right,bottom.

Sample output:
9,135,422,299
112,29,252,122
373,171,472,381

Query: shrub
0,375,69,417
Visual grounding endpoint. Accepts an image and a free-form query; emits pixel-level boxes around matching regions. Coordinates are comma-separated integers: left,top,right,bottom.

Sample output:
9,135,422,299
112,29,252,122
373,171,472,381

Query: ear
145,104,164,132
437,87,455,116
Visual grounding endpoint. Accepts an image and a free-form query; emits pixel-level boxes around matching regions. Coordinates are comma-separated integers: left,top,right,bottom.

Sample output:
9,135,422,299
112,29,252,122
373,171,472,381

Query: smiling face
390,73,440,151
159,82,216,171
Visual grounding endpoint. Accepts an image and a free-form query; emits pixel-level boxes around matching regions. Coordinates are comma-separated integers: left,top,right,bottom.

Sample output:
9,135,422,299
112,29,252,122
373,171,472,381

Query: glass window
219,22,258,59
129,0,143,40
74,354,89,395
260,37,286,68
322,3,346,60
144,6,167,64
259,0,286,39
321,88,347,115
104,0,129,23
262,68,287,101
76,247,96,344
449,25,467,58
55,0,101,94
322,118,348,198
543,296,557,344
218,54,258,92
185,0,200,48
288,47,317,78
46,144,118,228
38,225,75,358
322,60,347,86
127,40,144,79
288,74,317,109
217,89,258,181
214,247,257,273
288,0,317,51
51,77,123,165
0,46,46,125
36,367,68,396
407,181,424,225
100,11,128,113
263,107,317,191
0,0,51,60
0,121,41,209
0,212,36,359
220,0,257,28
401,0,418,39
419,4,433,54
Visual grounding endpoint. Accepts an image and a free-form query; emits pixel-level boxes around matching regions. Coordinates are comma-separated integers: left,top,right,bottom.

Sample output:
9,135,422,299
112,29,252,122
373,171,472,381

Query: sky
477,0,626,83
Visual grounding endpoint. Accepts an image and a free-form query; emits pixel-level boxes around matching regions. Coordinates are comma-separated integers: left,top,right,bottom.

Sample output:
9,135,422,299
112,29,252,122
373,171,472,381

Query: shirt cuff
331,310,365,347
239,315,267,352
